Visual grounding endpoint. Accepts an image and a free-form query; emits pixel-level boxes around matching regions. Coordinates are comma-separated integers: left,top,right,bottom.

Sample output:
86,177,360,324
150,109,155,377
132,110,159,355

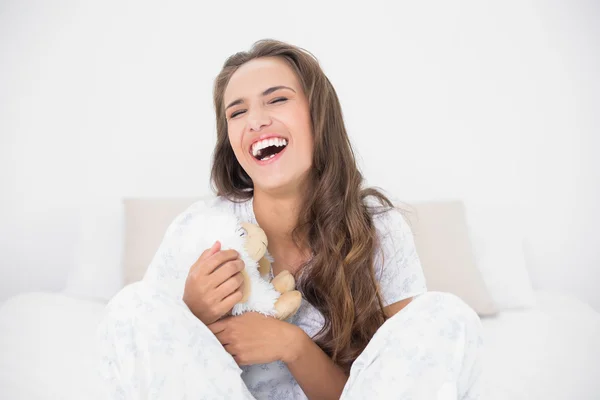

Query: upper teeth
251,137,288,157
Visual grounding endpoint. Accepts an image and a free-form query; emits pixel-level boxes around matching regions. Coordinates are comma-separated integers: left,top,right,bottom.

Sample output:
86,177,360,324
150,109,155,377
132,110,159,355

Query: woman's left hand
208,312,305,366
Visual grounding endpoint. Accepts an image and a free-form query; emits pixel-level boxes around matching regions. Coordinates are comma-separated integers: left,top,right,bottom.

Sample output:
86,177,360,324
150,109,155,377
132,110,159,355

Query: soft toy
233,221,302,320
147,203,302,321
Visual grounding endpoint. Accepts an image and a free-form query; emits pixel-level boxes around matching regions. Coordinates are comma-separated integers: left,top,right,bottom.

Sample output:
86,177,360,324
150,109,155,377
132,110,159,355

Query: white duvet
0,292,105,399
481,291,600,399
1,290,599,399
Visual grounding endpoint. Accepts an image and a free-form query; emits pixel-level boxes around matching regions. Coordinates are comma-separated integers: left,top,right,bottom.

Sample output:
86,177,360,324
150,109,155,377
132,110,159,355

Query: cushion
123,197,201,285
405,201,498,316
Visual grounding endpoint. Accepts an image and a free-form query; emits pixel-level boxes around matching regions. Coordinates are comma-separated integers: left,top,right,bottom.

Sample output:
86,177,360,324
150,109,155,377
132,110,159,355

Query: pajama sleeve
372,205,428,307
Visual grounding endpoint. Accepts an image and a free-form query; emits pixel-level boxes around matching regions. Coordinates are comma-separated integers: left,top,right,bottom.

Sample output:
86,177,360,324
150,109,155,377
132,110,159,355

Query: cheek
227,126,244,156
298,118,314,157
287,107,313,153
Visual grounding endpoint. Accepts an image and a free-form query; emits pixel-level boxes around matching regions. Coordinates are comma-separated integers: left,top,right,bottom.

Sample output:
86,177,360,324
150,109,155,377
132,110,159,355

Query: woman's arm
283,325,349,400
209,298,415,400
283,297,415,399
383,296,413,318
208,313,347,399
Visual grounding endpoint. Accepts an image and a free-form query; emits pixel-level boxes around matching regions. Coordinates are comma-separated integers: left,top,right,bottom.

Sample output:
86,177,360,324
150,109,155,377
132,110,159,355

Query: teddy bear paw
271,270,296,294
274,290,302,320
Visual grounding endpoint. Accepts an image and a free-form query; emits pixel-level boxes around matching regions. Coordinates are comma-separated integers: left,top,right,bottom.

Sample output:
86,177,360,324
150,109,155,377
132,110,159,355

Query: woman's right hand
183,241,246,325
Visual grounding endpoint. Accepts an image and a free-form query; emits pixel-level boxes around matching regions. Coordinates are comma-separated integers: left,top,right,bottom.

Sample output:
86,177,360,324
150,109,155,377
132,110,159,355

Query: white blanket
481,291,600,399
1,290,599,399
0,292,105,399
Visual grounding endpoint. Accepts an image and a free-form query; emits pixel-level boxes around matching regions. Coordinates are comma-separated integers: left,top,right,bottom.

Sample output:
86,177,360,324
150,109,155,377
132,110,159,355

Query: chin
248,161,312,193
254,179,294,194
252,174,297,193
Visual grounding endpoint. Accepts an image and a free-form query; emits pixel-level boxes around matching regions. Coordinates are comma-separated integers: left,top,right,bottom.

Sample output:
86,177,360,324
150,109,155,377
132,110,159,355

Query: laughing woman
97,39,483,399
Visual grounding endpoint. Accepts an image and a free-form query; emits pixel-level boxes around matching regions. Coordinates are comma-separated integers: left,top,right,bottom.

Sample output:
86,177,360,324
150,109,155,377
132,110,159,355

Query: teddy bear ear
257,256,271,277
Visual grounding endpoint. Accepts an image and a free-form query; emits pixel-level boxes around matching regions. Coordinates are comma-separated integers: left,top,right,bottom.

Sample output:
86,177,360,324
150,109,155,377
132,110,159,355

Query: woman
97,39,483,399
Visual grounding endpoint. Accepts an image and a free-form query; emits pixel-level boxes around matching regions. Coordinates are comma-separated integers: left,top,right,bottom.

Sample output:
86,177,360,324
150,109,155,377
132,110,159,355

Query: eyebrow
225,85,296,111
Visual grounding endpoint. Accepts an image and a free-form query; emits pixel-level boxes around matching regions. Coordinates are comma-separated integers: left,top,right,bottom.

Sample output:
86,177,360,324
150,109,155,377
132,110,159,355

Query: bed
481,291,600,399
1,289,599,399
1,198,599,398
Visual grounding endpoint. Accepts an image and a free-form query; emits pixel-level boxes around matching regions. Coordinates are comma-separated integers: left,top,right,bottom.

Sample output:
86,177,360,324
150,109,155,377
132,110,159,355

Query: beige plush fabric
404,201,498,316
122,197,497,315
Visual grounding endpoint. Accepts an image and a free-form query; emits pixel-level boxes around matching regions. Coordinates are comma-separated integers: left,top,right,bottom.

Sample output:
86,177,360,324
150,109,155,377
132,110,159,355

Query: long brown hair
211,39,396,371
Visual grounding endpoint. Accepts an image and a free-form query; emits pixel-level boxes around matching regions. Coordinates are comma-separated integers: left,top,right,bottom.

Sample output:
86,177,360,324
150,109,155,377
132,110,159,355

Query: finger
196,249,239,276
207,319,228,335
216,288,244,316
211,259,245,288
216,272,245,300
212,330,230,346
232,353,245,366
189,241,220,274
224,344,236,356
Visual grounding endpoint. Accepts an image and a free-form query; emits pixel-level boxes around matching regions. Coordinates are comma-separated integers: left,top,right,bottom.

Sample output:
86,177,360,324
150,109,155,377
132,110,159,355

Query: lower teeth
261,154,276,161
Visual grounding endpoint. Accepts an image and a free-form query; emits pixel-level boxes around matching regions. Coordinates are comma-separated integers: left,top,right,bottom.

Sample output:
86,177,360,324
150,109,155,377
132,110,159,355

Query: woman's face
223,57,313,195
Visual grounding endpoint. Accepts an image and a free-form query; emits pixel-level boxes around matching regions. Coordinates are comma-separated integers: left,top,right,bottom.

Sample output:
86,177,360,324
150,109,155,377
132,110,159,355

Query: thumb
190,241,221,274
200,241,221,261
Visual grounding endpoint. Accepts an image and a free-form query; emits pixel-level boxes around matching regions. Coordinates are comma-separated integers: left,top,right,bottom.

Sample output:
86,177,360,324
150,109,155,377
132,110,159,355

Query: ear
257,256,271,277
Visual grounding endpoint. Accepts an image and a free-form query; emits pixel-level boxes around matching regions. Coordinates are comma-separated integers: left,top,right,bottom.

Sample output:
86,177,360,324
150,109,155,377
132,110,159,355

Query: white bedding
1,290,599,399
0,292,106,399
481,291,600,399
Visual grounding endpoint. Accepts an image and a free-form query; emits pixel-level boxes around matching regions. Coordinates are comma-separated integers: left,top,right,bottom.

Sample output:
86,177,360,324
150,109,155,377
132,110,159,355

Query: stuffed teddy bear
234,221,302,320
146,202,302,321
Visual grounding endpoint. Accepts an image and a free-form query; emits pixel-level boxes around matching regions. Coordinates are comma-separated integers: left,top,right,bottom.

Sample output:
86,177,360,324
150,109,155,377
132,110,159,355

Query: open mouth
251,137,288,162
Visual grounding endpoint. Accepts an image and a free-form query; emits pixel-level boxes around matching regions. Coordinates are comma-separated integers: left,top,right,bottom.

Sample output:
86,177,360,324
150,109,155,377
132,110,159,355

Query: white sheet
0,292,106,399
1,290,599,399
481,290,600,399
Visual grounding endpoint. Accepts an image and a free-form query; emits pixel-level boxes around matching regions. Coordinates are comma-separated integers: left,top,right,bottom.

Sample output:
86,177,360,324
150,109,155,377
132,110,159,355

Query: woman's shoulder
363,194,412,236
364,194,420,265
363,194,427,303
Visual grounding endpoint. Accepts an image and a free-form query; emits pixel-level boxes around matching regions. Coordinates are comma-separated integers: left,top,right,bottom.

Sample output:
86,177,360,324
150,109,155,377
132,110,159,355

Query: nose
247,107,272,132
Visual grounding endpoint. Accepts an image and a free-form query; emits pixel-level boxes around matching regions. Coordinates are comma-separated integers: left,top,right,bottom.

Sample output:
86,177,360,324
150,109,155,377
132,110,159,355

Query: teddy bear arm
274,290,302,320
271,270,295,294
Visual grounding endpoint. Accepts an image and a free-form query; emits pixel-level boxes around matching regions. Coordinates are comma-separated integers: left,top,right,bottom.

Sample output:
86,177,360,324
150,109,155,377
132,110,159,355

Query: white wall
1,1,599,308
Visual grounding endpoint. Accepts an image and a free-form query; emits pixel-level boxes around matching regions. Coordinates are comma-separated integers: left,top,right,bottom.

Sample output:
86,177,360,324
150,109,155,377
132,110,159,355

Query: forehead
224,57,301,103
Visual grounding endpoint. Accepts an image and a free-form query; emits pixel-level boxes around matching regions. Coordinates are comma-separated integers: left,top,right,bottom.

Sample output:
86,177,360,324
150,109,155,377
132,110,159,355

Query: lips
249,134,289,161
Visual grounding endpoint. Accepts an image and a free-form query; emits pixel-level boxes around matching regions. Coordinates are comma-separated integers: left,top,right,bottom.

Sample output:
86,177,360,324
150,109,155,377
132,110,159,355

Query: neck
252,188,303,245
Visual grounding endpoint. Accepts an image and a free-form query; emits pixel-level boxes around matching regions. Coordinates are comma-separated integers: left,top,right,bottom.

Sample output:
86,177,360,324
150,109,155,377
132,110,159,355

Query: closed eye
231,109,246,118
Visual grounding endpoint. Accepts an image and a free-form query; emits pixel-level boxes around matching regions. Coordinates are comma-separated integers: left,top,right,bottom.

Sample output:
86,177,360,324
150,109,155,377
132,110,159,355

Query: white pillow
63,198,126,302
465,203,536,310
